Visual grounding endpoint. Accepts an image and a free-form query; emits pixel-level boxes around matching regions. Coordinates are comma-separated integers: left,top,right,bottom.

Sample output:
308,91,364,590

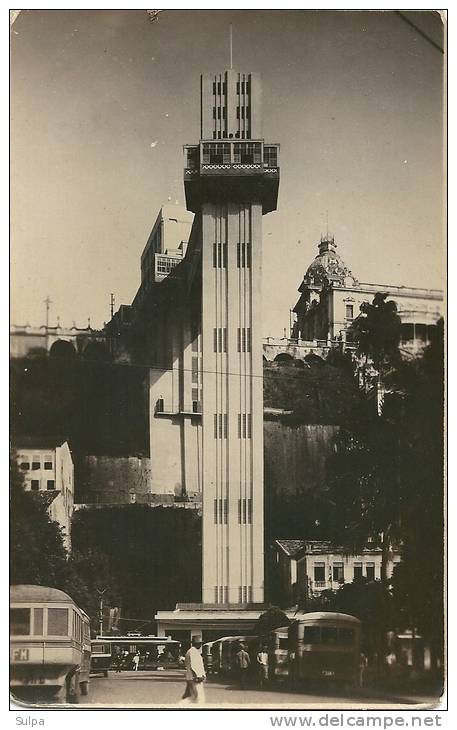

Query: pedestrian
132,651,140,672
385,650,396,678
235,642,251,690
359,652,368,688
114,651,123,673
179,638,206,705
256,645,269,688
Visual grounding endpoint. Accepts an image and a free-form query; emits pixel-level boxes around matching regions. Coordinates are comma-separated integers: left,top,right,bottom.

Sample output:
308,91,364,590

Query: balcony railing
184,142,279,171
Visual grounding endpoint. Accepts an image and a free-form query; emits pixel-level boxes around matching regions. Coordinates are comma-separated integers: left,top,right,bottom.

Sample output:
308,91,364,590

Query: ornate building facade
292,235,443,352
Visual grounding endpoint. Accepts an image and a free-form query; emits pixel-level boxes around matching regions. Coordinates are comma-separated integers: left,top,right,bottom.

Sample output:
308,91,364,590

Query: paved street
84,670,438,709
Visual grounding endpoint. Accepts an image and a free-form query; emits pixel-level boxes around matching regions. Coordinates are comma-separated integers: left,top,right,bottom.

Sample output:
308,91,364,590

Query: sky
10,10,445,337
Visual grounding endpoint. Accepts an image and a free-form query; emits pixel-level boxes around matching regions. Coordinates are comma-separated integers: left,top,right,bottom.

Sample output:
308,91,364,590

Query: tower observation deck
184,70,279,215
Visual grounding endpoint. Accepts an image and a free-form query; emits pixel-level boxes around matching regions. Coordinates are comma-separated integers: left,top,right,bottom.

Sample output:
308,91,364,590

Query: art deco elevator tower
184,70,279,605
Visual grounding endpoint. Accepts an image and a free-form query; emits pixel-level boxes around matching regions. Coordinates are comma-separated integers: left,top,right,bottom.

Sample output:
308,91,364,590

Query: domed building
302,235,358,290
292,235,442,348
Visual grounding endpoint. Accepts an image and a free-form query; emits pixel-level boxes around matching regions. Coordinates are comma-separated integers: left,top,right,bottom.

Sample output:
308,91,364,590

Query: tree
254,606,290,637
325,413,402,585
352,292,402,373
325,320,445,671
389,320,444,669
10,455,70,588
352,292,401,412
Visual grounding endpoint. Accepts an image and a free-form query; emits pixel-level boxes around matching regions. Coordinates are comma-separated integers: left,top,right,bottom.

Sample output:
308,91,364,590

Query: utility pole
110,293,115,320
97,588,107,636
44,296,52,329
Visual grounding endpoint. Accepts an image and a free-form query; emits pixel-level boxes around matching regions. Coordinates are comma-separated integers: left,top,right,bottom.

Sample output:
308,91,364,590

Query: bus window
11,608,30,635
338,628,354,645
303,626,320,644
321,627,338,644
47,608,68,636
33,608,44,635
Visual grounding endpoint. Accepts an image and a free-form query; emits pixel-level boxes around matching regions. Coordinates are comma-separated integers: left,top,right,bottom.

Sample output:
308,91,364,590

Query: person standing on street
235,642,251,690
256,645,269,689
132,651,140,671
180,638,206,705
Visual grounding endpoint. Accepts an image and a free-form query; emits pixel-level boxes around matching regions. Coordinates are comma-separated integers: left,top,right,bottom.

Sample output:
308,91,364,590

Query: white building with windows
14,437,75,550
274,539,401,607
292,235,443,351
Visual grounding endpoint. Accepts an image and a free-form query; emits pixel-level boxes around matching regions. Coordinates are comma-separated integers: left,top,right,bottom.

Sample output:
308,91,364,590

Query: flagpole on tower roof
229,24,233,70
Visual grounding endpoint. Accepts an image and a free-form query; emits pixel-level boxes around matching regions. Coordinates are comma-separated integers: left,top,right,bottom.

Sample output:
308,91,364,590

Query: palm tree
352,292,401,414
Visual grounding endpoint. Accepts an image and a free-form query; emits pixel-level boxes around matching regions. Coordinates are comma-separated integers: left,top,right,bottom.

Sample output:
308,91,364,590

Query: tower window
264,146,278,167
213,242,227,268
202,142,230,165
214,414,227,439
237,242,251,268
345,304,354,320
233,142,261,164
238,413,252,439
213,328,227,353
237,328,251,352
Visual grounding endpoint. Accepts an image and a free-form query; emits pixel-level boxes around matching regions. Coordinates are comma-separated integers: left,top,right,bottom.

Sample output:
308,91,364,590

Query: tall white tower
184,70,280,606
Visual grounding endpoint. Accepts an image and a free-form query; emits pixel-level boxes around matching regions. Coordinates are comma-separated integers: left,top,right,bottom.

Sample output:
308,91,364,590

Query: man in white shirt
180,638,206,704
256,646,269,688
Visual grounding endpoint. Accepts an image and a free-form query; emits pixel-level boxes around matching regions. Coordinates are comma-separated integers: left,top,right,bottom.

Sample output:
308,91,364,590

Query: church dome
304,236,357,287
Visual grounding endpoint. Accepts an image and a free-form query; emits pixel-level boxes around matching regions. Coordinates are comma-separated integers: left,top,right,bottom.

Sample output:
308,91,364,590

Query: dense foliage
10,457,69,587
352,292,402,374
71,505,202,630
264,357,364,426
324,318,444,664
254,606,290,637
10,354,148,456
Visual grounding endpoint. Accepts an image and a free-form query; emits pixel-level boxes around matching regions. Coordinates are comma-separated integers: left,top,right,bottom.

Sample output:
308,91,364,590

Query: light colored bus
96,635,181,670
90,640,112,677
268,625,289,680
10,585,91,704
288,612,361,687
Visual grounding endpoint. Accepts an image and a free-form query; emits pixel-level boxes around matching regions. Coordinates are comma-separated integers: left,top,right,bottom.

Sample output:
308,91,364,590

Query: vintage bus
10,585,91,704
202,640,217,675
90,639,112,677
96,635,181,670
220,635,259,675
288,612,361,687
268,625,290,680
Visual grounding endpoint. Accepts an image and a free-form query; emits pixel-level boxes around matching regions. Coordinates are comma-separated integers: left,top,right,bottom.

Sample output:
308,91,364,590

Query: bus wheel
80,681,89,696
